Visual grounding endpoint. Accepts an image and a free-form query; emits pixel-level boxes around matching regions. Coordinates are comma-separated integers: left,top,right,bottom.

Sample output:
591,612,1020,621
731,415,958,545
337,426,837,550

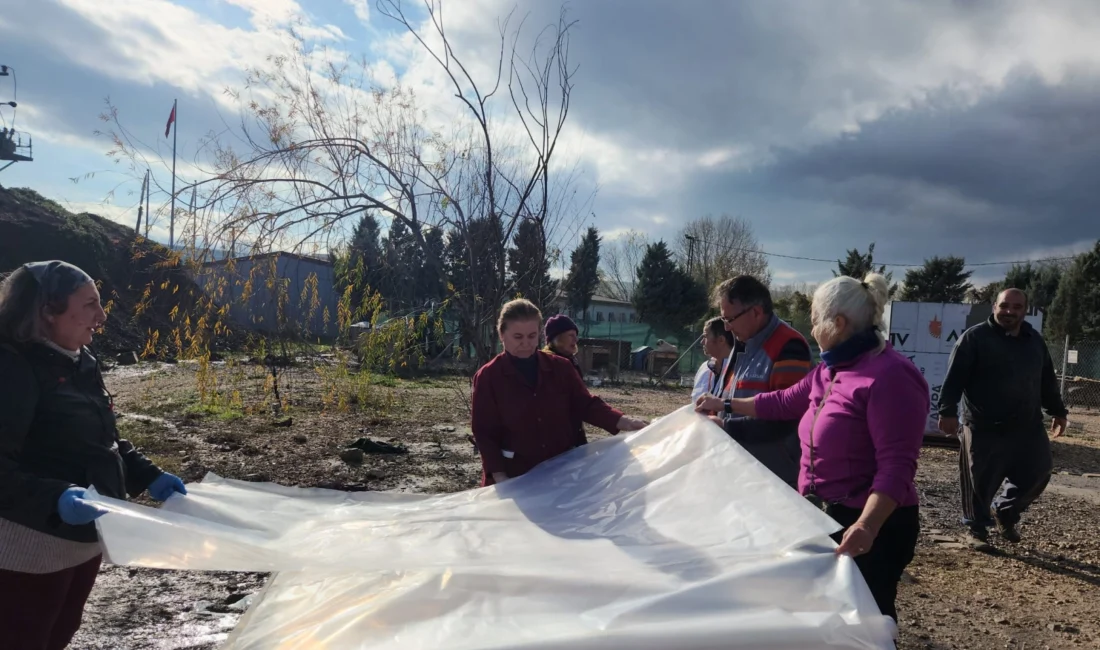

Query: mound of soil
0,185,210,357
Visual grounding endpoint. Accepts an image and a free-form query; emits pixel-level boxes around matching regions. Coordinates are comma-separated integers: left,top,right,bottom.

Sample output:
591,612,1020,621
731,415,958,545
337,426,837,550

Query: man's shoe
965,526,992,550
994,516,1022,544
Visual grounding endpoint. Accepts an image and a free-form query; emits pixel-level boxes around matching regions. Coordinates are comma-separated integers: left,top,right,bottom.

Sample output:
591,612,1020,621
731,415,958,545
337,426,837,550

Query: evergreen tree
563,227,601,333
633,240,708,337
966,283,1002,304
418,227,447,307
443,215,507,360
775,289,813,337
508,219,557,314
350,213,384,272
1002,262,1063,311
834,242,897,297
898,256,972,303
382,218,420,309
1048,241,1100,340
335,212,386,319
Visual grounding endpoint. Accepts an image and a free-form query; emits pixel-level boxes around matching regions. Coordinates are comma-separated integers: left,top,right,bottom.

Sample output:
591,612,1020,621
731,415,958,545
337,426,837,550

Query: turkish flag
165,104,176,138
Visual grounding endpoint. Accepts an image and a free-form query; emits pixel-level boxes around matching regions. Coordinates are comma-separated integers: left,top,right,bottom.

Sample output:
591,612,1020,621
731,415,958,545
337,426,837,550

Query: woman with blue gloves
0,260,186,649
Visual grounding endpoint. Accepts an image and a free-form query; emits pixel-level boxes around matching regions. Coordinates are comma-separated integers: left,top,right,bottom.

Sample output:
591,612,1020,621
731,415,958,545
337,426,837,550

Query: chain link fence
1049,337,1100,436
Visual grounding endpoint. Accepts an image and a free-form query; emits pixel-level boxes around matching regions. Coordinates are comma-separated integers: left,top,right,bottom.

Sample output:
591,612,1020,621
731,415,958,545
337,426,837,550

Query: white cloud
224,0,302,25
601,227,638,241
697,148,744,169
296,23,349,42
49,0,292,97
13,105,104,153
344,0,370,25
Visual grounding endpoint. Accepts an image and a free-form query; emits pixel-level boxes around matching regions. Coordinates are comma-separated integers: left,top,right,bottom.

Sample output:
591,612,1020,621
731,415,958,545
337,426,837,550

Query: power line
688,236,1080,269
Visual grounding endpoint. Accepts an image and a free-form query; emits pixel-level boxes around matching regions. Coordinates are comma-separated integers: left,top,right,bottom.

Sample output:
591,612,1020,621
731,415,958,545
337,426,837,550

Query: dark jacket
939,316,1068,431
546,346,584,379
471,351,623,486
547,346,588,447
0,341,162,543
721,317,813,487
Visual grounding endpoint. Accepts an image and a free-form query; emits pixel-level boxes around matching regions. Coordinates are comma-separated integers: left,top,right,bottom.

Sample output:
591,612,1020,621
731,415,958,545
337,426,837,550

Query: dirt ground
69,361,1100,650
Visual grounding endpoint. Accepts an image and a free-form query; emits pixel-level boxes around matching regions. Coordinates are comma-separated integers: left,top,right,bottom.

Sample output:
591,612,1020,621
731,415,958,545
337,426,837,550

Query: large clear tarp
92,406,896,649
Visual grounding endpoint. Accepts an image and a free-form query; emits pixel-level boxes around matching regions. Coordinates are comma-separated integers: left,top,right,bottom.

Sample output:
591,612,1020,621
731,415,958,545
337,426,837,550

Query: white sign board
1068,350,1079,365
884,302,1044,433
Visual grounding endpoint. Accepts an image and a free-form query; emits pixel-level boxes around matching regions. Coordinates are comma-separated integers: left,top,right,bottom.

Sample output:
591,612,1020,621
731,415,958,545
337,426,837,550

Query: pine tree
1002,262,1063,310
898,256,972,303
834,242,897,297
563,227,601,333
634,241,708,337
508,219,557,314
382,218,420,309
418,227,447,306
443,215,507,360
966,283,1002,304
1048,241,1100,339
336,213,386,319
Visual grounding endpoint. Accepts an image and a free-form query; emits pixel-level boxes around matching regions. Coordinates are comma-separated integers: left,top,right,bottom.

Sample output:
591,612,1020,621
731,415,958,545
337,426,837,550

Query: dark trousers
959,424,1052,529
0,555,102,650
826,504,919,622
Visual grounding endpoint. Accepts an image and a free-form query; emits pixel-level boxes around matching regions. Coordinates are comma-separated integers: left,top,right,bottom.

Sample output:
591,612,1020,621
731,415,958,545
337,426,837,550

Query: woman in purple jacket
698,273,928,622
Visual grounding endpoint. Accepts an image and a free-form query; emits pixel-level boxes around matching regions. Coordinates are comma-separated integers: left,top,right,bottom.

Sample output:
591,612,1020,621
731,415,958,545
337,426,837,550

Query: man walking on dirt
697,276,812,487
938,288,1069,546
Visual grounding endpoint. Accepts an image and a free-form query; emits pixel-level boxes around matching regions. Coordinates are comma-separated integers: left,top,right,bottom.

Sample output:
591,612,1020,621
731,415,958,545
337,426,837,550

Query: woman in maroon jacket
472,299,648,486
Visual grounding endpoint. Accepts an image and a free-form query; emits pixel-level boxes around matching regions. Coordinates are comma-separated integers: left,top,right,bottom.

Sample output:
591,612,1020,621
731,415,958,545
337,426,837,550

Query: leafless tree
99,1,586,366
598,229,648,302
676,214,771,292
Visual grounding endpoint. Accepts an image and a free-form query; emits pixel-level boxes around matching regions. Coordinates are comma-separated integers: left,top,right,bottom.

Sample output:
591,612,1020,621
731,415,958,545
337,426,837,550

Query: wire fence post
1061,334,1069,400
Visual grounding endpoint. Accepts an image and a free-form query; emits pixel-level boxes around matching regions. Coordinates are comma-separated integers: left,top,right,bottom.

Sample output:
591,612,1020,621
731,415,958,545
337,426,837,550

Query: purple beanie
545,314,579,343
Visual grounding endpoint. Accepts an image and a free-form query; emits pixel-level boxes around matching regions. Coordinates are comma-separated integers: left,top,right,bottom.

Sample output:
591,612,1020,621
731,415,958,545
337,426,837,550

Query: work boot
993,514,1022,544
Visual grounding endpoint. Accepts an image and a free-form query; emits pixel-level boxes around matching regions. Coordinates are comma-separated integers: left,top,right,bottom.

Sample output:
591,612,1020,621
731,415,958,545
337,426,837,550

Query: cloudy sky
2,0,1098,284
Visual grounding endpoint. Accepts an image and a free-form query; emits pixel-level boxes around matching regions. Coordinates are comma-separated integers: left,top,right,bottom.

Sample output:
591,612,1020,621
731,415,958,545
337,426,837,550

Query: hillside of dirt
0,185,206,356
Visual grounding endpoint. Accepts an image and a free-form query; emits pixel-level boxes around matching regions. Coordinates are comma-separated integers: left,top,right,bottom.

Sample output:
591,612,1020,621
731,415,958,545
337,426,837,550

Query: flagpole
169,98,178,249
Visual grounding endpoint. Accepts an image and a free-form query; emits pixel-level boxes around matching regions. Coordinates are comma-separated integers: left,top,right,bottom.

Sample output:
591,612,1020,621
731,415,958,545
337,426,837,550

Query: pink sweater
754,345,929,509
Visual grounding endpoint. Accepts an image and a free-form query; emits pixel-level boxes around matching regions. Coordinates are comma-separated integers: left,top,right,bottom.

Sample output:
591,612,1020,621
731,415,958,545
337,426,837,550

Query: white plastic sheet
92,406,896,649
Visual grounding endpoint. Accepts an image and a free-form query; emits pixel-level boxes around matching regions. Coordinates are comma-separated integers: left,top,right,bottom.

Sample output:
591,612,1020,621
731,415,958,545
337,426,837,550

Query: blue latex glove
57,487,110,526
147,473,187,502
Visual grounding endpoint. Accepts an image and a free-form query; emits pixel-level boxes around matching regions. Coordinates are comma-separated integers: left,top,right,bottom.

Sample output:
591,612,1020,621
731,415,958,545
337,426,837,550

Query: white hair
812,273,890,345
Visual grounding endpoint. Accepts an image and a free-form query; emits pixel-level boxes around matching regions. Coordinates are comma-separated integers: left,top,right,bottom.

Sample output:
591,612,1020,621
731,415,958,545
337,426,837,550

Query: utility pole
189,184,197,253
685,234,696,276
167,98,178,248
135,170,148,236
1061,334,1070,399
144,168,151,239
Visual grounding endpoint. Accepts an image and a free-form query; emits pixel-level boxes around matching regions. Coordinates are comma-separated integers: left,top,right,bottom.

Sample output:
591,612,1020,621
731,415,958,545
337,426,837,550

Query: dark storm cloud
553,0,1092,153
491,0,1100,281
723,68,1100,261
